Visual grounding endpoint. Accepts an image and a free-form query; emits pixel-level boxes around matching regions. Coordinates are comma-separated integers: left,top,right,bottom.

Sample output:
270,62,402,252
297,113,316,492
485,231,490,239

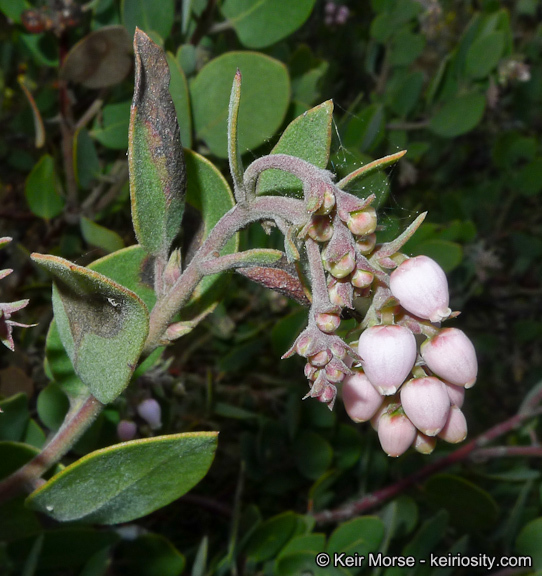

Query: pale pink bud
351,268,374,289
137,398,162,430
316,312,341,334
358,325,417,395
438,405,467,443
390,256,451,322
377,411,417,457
336,5,350,24
444,382,465,407
324,250,356,279
309,349,332,367
306,215,334,242
413,432,436,454
400,377,450,436
421,328,477,388
356,234,376,255
117,420,137,441
313,185,336,215
304,363,319,380
347,207,377,236
328,277,354,309
342,370,383,422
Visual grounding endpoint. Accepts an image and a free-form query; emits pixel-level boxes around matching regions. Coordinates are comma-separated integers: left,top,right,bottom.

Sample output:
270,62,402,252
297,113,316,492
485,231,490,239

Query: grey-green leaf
129,29,186,258
26,432,217,524
257,100,333,197
31,254,149,405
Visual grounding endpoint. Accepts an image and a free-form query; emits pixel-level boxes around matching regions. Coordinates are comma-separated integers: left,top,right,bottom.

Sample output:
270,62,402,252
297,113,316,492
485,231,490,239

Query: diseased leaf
31,254,149,405
61,26,132,89
257,100,333,197
129,29,186,258
26,432,218,524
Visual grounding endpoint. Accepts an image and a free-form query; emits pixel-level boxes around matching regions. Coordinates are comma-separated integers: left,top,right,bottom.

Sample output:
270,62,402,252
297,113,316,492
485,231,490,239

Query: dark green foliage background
1,0,542,574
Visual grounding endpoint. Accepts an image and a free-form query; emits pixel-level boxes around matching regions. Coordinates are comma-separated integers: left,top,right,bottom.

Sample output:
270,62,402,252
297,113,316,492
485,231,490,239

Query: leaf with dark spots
32,254,149,405
129,28,186,258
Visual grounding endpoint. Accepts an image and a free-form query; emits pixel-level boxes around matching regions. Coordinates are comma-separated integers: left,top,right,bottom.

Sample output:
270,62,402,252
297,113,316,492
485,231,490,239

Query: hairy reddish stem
0,394,103,503
144,195,307,354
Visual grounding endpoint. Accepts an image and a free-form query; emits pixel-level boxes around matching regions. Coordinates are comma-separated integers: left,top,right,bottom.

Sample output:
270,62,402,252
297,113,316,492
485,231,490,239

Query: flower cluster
282,172,477,456
344,256,477,456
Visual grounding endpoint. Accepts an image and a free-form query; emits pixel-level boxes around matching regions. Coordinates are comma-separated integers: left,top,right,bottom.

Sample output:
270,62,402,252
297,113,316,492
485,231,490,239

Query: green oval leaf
516,517,542,570
36,383,69,431
80,217,125,254
425,474,499,532
24,155,64,219
293,430,333,480
244,511,298,561
327,516,385,557
465,31,505,79
26,431,217,524
191,52,290,158
32,254,149,405
257,100,333,197
129,30,186,258
429,93,486,138
122,0,175,39
221,0,316,49
91,101,131,149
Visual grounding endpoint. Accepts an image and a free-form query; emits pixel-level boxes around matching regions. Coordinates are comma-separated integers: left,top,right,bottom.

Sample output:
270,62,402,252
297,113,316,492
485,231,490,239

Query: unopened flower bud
347,207,377,236
390,255,451,322
324,357,349,383
328,277,354,308
314,183,336,215
355,234,377,255
342,370,383,422
323,250,356,279
400,377,450,436
318,383,337,406
306,215,334,242
137,398,162,430
438,405,467,443
309,349,332,367
421,328,477,388
444,381,465,408
358,325,417,395
117,420,137,441
377,410,417,457
351,268,374,289
413,432,436,454
164,249,182,288
304,363,319,380
316,312,341,334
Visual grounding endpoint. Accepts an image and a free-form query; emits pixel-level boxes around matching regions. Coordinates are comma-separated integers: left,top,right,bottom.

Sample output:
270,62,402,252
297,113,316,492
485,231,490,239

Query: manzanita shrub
1,27,478,518
2,1,542,575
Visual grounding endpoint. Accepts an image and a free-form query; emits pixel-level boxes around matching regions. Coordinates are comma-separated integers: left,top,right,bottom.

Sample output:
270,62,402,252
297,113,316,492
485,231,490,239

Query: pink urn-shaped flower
400,376,451,436
421,328,478,388
377,410,417,457
390,256,451,322
358,325,417,395
342,370,383,422
438,404,468,443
